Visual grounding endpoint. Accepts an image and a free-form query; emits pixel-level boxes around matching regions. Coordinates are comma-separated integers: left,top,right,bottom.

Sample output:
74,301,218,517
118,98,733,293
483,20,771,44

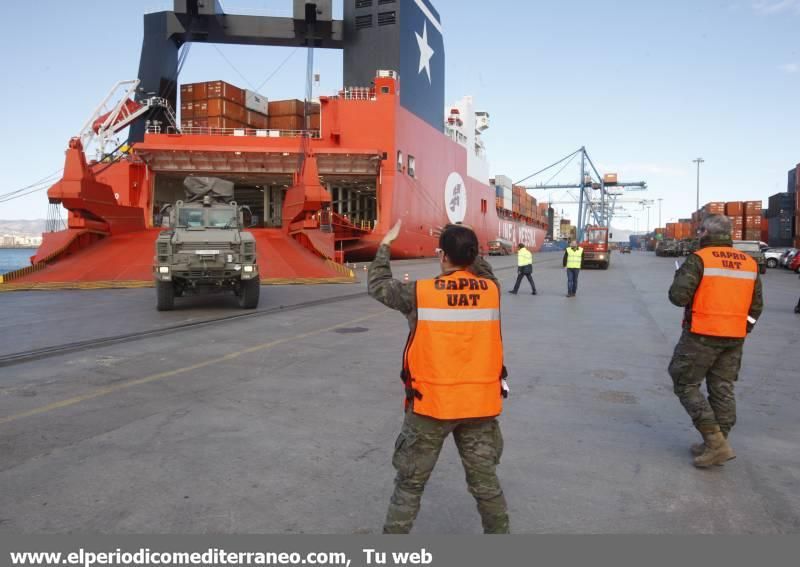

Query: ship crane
515,146,647,240
78,79,177,161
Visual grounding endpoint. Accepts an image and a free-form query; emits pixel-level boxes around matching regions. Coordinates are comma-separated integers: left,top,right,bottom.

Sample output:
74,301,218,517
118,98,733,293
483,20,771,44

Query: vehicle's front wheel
766,258,778,269
238,277,260,309
156,281,175,311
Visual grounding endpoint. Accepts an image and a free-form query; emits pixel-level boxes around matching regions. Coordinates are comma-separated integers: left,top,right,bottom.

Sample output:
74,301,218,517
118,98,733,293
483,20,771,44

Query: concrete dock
1,251,798,533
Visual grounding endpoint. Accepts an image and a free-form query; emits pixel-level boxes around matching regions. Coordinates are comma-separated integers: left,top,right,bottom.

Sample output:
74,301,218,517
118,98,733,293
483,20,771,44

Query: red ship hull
5,79,544,288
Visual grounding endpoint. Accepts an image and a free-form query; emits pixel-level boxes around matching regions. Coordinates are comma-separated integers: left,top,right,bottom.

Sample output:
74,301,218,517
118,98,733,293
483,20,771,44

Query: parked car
620,245,631,254
487,239,514,256
764,247,791,269
789,252,800,274
781,249,798,268
732,240,767,274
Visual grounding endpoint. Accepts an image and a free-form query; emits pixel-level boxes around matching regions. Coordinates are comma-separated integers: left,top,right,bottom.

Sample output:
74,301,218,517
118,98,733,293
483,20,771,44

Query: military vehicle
655,239,680,257
733,240,768,274
154,177,260,311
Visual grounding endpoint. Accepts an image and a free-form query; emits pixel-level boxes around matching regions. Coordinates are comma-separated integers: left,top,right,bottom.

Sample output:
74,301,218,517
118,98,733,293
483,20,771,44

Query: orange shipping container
745,215,761,228
206,99,246,122
268,99,305,116
245,110,268,129
206,80,245,105
725,202,743,216
181,82,208,102
180,101,195,119
744,200,762,215
268,115,304,130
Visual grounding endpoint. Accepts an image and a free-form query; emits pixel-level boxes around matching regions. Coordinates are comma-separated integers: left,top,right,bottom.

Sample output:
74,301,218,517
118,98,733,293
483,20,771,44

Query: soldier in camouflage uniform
368,220,510,534
668,215,763,467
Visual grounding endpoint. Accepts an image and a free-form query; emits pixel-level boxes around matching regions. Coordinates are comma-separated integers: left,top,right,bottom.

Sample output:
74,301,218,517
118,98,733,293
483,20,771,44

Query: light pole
658,198,663,229
693,158,704,212
646,205,651,233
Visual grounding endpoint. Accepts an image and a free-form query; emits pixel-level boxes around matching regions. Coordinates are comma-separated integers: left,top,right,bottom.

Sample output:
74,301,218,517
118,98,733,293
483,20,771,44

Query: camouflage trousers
667,331,743,436
383,410,509,534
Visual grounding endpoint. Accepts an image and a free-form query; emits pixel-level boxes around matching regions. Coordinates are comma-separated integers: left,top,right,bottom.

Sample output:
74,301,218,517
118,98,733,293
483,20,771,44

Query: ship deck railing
146,125,322,139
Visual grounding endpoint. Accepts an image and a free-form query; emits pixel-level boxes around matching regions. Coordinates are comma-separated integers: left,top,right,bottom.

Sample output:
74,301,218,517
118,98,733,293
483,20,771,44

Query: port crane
78,79,177,161
516,147,647,241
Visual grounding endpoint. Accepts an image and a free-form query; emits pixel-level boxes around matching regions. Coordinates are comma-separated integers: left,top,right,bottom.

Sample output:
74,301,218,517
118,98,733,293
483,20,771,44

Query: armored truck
154,177,260,311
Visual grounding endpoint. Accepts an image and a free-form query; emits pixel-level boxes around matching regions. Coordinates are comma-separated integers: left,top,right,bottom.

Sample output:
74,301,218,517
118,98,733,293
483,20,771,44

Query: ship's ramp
1,229,354,291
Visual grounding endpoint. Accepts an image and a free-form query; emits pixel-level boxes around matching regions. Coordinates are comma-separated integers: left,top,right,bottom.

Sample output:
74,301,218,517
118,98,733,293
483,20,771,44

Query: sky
0,0,798,233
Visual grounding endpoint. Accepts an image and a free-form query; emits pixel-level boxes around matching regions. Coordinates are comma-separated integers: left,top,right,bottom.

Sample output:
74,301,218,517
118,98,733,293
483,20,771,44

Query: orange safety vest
690,247,758,338
402,270,505,420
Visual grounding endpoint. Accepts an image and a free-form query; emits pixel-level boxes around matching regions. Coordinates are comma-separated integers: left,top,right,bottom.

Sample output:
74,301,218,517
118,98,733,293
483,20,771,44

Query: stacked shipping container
674,200,764,242
180,81,267,130
490,177,549,229
179,80,320,132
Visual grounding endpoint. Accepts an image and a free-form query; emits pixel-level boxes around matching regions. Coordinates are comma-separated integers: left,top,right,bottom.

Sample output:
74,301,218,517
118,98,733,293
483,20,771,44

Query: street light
646,205,651,233
658,198,663,229
693,158,704,212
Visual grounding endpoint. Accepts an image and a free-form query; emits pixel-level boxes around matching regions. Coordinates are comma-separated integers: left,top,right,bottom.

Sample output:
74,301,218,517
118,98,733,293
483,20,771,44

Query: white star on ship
415,21,435,84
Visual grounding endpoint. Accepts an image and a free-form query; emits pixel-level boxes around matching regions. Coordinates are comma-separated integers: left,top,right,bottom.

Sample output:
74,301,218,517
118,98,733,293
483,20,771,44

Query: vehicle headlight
234,264,242,271
243,265,254,273
159,266,169,274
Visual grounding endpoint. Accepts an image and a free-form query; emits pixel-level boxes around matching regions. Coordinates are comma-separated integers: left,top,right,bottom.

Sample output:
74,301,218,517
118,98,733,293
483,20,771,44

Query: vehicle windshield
208,209,237,228
177,209,205,228
175,208,237,228
586,230,606,243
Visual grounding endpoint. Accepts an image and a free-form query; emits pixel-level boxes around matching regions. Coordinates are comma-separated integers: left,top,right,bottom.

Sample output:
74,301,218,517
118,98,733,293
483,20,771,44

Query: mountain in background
0,219,47,237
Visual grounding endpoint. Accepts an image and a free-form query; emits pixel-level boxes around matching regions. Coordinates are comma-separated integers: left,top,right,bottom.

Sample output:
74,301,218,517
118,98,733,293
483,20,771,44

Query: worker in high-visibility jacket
562,240,584,297
368,220,510,534
668,214,763,468
509,243,536,295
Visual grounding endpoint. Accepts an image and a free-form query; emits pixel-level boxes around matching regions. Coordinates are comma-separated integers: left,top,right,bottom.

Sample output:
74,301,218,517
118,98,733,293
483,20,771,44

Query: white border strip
414,0,443,33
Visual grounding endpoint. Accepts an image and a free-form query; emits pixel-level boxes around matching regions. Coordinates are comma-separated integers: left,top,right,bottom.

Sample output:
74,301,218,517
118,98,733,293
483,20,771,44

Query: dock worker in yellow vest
368,220,510,534
562,240,584,297
509,243,537,295
667,214,763,468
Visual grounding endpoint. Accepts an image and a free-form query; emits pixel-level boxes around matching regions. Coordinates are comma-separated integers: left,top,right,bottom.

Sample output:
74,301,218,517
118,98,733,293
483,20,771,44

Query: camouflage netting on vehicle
183,177,235,202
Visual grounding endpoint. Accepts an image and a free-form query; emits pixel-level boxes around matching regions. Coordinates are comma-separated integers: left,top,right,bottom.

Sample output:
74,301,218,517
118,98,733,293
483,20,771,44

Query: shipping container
744,200,762,215
206,80,245,105
181,117,245,130
205,99,246,122
767,192,795,215
745,215,761,229
725,202,743,216
244,89,269,114
703,202,725,215
181,82,208,102
245,110,269,129
494,175,512,191
268,115,305,130
180,101,195,119
603,173,618,184
268,99,305,116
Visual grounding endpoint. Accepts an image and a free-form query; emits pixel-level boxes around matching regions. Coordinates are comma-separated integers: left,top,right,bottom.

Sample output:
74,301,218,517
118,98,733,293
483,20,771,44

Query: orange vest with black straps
691,247,758,338
402,270,505,420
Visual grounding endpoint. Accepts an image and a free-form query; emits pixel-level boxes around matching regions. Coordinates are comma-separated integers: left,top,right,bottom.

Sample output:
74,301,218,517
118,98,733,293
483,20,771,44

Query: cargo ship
3,0,546,288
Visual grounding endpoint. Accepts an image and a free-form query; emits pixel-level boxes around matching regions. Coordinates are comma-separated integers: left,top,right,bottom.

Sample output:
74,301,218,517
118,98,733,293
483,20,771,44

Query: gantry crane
515,147,647,241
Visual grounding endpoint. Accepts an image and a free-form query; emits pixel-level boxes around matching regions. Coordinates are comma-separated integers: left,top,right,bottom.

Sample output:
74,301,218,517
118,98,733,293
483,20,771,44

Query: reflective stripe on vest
690,247,758,338
517,247,533,266
566,247,583,269
403,270,504,420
